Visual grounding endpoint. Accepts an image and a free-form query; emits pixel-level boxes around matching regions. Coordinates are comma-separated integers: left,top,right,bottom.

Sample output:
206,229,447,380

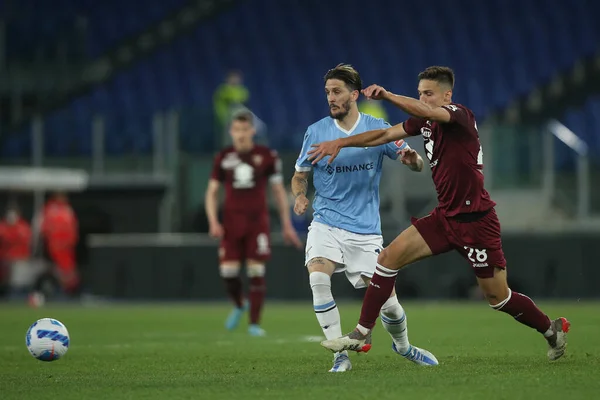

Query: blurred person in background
39,192,80,298
206,110,302,337
358,98,389,121
213,70,250,140
0,202,32,299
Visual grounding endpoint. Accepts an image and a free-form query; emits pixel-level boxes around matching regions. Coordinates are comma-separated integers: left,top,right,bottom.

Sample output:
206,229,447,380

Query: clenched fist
294,194,310,216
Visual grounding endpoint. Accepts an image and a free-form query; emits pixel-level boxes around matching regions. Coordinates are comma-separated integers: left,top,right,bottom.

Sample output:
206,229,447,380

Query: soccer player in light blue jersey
290,64,438,372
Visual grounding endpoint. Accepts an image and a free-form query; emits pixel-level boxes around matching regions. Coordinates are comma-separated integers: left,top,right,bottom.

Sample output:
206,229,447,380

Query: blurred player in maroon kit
0,204,32,297
40,193,79,295
311,66,570,361
206,110,302,336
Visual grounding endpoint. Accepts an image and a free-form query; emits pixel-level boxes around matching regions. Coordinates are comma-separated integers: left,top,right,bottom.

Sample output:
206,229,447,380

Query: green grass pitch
1,301,599,399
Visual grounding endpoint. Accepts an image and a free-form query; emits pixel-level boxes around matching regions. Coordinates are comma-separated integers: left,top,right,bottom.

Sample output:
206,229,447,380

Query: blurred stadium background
0,0,599,302
2,1,600,399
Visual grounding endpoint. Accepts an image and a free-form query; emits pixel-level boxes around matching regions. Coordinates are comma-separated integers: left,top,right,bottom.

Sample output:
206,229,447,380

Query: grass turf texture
1,301,599,400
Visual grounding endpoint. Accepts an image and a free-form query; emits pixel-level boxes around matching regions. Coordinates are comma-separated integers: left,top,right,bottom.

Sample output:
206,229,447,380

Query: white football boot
547,317,570,361
392,342,439,366
329,351,352,372
321,329,372,353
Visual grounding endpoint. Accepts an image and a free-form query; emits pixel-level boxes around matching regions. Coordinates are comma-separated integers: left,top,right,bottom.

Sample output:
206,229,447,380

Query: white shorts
305,221,383,289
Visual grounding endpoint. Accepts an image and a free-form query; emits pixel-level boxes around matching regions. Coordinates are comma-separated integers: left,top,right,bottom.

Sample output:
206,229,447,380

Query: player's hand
294,194,310,216
307,139,342,165
398,147,419,166
209,222,224,239
362,84,389,100
282,224,303,249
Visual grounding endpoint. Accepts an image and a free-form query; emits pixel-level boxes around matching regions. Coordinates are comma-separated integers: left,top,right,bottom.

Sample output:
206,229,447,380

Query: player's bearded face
325,80,354,120
329,97,351,120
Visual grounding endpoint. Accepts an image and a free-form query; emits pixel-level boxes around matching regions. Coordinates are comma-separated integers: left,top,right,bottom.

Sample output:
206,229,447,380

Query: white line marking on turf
1,335,326,352
300,335,325,342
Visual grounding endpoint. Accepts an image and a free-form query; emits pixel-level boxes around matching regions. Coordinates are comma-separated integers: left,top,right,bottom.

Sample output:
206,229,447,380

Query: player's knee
487,289,513,310
483,286,511,307
309,270,331,289
219,263,241,278
247,263,265,278
477,268,510,306
306,257,335,274
377,248,400,270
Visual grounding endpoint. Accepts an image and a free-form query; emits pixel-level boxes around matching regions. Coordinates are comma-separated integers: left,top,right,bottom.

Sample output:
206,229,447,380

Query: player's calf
220,263,244,307
380,295,410,354
308,258,343,343
220,263,247,331
489,289,552,334
355,226,434,337
247,262,266,333
488,288,570,360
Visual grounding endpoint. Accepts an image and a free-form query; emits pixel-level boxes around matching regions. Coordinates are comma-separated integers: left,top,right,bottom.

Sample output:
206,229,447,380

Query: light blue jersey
295,113,409,235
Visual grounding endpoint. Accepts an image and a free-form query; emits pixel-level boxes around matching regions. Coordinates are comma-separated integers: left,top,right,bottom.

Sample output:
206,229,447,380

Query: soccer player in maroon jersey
206,110,302,336
309,66,570,361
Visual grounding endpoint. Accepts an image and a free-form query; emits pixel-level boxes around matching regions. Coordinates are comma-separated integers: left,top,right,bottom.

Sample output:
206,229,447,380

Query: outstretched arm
307,123,409,164
363,84,451,123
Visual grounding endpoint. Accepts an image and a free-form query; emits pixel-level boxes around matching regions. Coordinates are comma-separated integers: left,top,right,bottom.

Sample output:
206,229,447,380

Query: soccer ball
25,318,70,361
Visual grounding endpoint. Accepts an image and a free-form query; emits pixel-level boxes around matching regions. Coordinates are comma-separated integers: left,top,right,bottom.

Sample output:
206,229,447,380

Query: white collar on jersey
333,112,362,135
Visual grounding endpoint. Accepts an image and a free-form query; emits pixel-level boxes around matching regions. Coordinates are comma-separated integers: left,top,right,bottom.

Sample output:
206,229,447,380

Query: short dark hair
418,66,455,89
231,109,254,125
324,64,362,92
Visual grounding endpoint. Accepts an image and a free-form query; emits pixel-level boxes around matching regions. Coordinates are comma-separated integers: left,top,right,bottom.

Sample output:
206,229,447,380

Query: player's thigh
304,222,344,276
451,208,508,304
380,225,438,270
220,220,245,264
219,237,243,265
343,232,383,289
244,222,271,263
381,211,453,270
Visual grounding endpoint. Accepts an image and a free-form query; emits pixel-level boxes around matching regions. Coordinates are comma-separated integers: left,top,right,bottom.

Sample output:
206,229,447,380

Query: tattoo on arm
291,173,308,198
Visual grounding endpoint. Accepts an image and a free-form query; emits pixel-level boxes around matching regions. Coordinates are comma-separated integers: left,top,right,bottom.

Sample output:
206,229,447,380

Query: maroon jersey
403,103,496,216
210,145,282,214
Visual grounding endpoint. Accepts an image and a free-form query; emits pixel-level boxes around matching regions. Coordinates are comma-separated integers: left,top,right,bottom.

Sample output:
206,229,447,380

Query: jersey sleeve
442,104,470,128
210,152,225,182
295,128,314,172
267,149,284,184
370,118,409,160
402,117,424,136
383,138,410,160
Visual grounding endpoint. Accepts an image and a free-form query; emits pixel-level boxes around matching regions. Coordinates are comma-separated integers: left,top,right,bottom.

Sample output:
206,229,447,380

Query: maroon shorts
411,208,506,278
220,211,271,263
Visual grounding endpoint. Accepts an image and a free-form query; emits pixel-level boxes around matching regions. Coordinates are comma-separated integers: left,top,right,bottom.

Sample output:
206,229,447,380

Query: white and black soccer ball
25,318,70,361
